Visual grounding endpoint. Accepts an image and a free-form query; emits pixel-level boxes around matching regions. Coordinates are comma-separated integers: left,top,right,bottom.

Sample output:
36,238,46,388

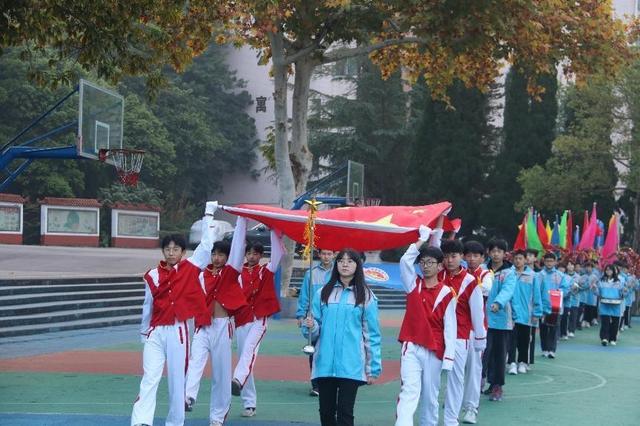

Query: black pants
540,317,559,353
600,315,620,342
568,306,579,333
507,323,532,364
486,328,509,386
317,377,361,426
577,303,586,329
529,326,537,364
560,310,569,337
621,307,631,328
584,305,598,323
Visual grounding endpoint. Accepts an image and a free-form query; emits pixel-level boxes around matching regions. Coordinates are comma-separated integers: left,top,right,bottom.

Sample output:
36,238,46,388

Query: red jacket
399,279,455,360
197,264,247,327
439,267,483,340
234,263,280,327
143,260,210,328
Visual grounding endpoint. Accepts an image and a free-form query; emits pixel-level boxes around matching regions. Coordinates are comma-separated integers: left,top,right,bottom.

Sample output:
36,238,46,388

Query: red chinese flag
223,202,452,251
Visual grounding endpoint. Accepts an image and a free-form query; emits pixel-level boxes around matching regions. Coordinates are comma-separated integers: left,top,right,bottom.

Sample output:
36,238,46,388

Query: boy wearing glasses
396,225,457,426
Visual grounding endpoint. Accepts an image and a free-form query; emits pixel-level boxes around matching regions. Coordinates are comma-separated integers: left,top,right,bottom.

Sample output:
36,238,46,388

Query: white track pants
234,317,268,409
185,318,233,423
462,332,482,413
444,339,469,426
131,320,189,426
395,342,443,426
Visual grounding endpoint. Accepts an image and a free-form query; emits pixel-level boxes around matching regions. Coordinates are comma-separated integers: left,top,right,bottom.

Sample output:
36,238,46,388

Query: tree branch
321,37,430,64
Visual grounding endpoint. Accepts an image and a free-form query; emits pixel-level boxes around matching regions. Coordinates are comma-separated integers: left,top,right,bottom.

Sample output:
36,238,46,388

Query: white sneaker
610,341,617,346
541,351,549,357
592,319,599,326
619,327,624,333
462,409,477,424
242,407,256,417
548,352,556,359
561,335,569,341
568,332,575,338
517,362,528,374
526,363,533,371
508,362,518,375
209,422,223,426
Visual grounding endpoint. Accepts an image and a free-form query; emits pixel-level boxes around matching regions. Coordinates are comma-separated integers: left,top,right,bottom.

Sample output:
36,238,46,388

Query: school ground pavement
0,311,639,425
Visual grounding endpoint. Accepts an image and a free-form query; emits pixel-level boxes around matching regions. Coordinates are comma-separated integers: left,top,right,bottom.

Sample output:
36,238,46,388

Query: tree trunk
269,33,297,296
290,58,316,194
633,193,640,251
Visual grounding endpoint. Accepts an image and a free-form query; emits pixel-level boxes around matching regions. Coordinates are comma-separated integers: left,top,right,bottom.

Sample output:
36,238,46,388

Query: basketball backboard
346,160,364,206
77,79,124,164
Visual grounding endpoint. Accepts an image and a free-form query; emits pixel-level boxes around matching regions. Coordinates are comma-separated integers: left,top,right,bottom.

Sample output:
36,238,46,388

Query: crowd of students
130,203,638,426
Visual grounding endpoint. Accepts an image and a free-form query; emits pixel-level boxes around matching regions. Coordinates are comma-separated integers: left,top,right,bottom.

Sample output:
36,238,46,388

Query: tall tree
410,80,494,237
516,77,619,230
481,68,558,240
308,57,413,204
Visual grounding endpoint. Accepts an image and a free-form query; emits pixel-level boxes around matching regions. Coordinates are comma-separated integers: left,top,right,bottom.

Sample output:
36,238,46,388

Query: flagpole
303,198,322,355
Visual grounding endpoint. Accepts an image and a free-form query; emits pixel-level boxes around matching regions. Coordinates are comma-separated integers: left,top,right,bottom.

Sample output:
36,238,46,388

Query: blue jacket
565,272,581,308
584,270,600,306
511,266,542,326
594,278,625,317
303,283,382,382
624,274,637,304
538,268,570,314
486,262,516,330
296,263,333,319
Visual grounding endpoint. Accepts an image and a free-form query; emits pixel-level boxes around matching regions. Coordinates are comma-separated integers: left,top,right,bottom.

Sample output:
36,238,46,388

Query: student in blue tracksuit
593,264,626,346
582,262,600,326
507,250,542,375
538,252,569,359
484,239,516,401
302,248,382,426
620,264,637,330
296,249,335,396
525,248,540,366
578,263,591,329
565,261,582,338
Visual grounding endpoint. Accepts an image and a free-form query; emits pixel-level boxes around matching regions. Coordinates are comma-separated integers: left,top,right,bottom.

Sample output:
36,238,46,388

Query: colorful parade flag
537,214,551,249
527,210,544,252
514,213,527,251
545,220,552,242
222,202,452,251
558,211,568,249
600,214,619,267
578,203,598,250
551,220,560,246
566,211,574,252
573,224,580,248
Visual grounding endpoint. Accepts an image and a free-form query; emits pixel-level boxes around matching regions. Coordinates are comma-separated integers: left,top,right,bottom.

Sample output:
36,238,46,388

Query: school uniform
438,267,486,426
462,266,493,418
484,261,516,393
131,215,215,426
233,231,285,411
595,278,625,343
304,282,382,426
508,266,542,365
395,243,457,426
566,272,581,335
538,268,569,355
184,217,248,424
583,270,600,324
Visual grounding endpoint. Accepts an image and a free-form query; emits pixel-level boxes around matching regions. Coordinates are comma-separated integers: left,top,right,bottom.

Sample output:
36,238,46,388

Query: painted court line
505,363,607,400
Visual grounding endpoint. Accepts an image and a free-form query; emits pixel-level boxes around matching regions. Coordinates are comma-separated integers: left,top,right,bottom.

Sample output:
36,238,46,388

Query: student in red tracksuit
396,225,457,426
184,218,249,426
439,239,486,426
231,230,285,418
131,201,217,426
461,241,493,425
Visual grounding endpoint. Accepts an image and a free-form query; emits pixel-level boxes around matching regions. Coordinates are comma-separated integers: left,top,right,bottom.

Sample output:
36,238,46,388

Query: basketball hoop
364,197,381,207
99,148,145,187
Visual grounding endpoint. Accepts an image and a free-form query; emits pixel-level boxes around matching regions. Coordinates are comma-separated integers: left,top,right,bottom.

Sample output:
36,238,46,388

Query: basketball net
98,148,145,187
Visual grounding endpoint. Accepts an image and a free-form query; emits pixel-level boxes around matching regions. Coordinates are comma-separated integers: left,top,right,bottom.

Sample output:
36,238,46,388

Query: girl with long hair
303,248,382,426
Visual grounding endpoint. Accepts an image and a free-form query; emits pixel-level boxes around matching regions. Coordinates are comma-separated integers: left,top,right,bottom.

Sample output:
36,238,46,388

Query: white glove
442,359,454,371
418,225,433,241
473,337,487,352
205,201,219,216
